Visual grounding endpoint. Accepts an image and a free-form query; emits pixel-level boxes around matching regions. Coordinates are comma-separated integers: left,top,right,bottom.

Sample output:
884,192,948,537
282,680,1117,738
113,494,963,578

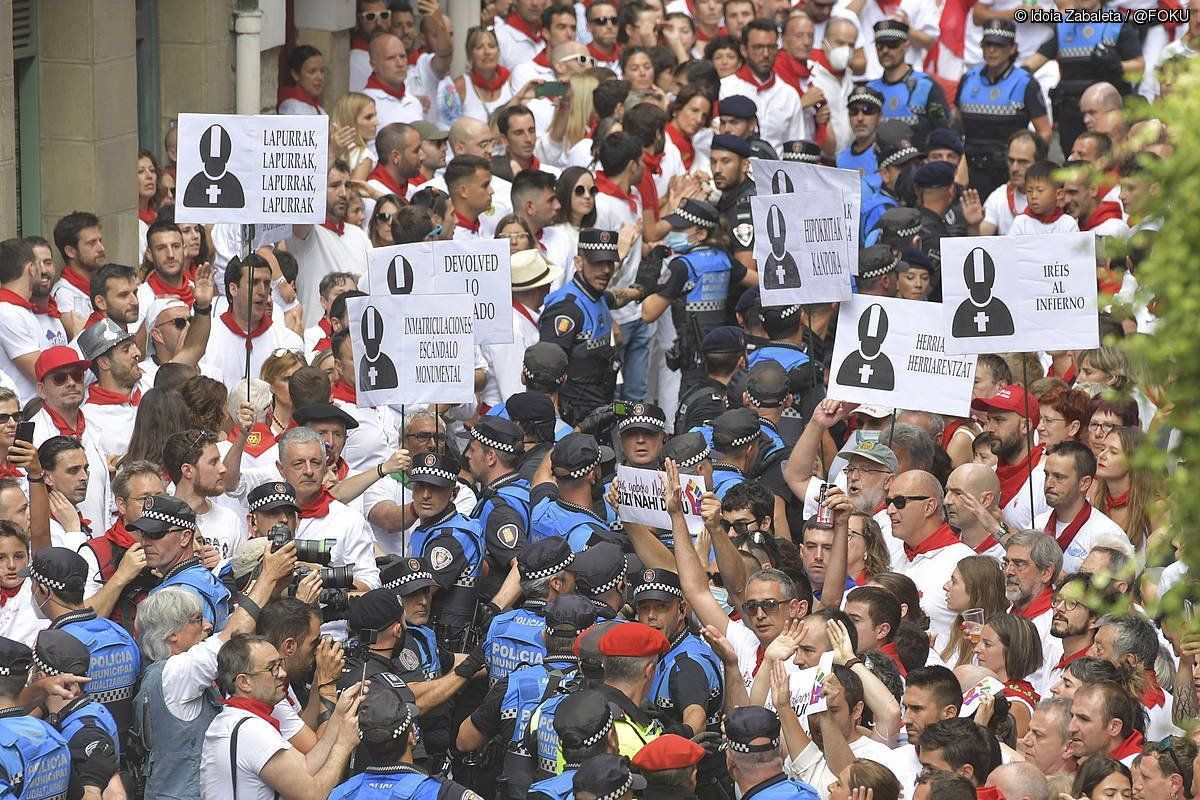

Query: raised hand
826,618,856,666
961,187,985,227
663,459,683,515
770,659,792,710
765,617,804,662
701,624,741,668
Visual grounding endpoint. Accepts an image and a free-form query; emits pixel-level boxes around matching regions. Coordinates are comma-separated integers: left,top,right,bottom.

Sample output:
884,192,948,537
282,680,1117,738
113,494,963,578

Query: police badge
430,546,454,571
496,524,519,549
398,649,420,671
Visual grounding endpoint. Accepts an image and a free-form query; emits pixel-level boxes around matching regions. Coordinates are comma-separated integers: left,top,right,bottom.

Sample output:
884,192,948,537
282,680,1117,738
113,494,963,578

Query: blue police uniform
150,557,231,631
540,275,617,423
1037,19,1138,150
55,698,120,760
867,67,949,147
329,764,478,800
860,189,900,241
0,710,72,800
741,774,820,800
484,600,547,683
472,473,531,572
501,656,581,796
49,610,140,730
758,419,786,463
487,404,574,442
710,465,746,500
664,247,735,371
528,768,577,800
956,63,1046,194
530,485,612,552
650,631,723,725
837,147,881,196
410,508,485,639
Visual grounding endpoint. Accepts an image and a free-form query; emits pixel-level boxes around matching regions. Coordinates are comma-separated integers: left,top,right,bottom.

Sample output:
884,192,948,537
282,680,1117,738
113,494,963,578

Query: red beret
631,734,706,771
597,622,670,658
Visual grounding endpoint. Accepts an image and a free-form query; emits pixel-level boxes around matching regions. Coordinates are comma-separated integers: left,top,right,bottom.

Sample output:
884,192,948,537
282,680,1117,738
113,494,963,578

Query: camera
266,523,293,552
319,589,356,623
294,564,356,589
295,538,336,565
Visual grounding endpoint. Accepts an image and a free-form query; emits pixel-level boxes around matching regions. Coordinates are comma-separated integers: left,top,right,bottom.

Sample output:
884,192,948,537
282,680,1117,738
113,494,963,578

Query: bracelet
193,304,212,316
26,475,44,484
376,463,386,478
237,593,262,620
844,657,863,670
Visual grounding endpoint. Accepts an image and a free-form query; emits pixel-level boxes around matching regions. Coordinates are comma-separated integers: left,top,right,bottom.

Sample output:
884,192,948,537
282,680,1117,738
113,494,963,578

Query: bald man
944,464,1005,561
364,33,423,127
985,762,1051,800
1080,83,1128,141
889,470,974,646
427,117,513,237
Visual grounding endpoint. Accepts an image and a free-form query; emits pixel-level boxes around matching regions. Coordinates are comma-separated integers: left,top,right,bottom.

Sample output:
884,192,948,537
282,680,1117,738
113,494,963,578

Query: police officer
505,392,560,483
600,404,669,529
867,20,951,149
857,244,902,297
867,206,922,250
632,735,707,800
531,434,617,552
35,630,120,800
340,589,416,688
781,140,822,164
861,139,921,237
957,20,1051,196
460,595,596,800
329,672,481,800
723,706,819,800
593,623,666,757
751,306,823,423
483,539,575,684
465,417,531,599
572,754,648,800
541,229,637,425
710,136,756,272
837,86,885,196
676,327,744,436
528,691,621,800
408,451,486,648
0,637,72,800
744,361,792,467
716,95,778,161
912,159,968,268
25,547,141,732
131,494,232,629
660,435,714,496
568,543,629,621
710,409,763,499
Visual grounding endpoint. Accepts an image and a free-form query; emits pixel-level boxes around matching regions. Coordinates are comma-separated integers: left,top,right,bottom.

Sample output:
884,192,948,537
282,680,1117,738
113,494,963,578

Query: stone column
0,0,16,238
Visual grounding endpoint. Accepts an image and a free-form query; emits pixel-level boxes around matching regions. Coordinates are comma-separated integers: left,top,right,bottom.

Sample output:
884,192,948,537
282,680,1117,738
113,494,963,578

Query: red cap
597,621,670,657
35,347,90,382
631,734,706,771
971,385,1039,426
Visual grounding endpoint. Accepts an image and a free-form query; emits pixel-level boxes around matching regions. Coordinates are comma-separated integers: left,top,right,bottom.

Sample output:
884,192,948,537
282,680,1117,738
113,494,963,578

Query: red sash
230,423,277,458
298,488,336,519
1140,670,1166,709
32,296,62,319
1044,503,1092,551
331,380,357,404
588,42,620,63
276,85,322,112
104,519,138,549
320,219,346,236
365,72,406,101
58,268,92,297
774,50,812,92
878,641,907,677
972,533,999,555
1105,489,1130,510
220,696,281,732
1054,644,1091,671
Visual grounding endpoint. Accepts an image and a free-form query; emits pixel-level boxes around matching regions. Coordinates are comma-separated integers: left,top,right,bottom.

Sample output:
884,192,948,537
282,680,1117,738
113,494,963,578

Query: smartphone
535,81,569,98
612,401,629,417
14,421,33,445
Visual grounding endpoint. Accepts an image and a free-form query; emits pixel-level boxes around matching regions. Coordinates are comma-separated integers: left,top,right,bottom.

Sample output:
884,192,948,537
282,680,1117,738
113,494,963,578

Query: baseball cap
971,385,1039,425
20,547,88,594
842,439,900,472
126,495,199,537
34,347,90,382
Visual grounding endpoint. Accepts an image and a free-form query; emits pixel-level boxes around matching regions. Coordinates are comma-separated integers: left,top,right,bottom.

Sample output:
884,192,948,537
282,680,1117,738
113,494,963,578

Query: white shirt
162,632,225,721
277,98,325,116
719,73,806,152
1034,504,1126,575
29,407,112,531
335,399,400,472
196,501,248,562
297,501,381,590
428,171,514,239
201,706,293,800
0,300,54,403
963,0,1054,68
786,736,899,799
983,184,1027,235
494,16,544,69
363,478,478,556
0,580,49,647
593,187,644,326
834,0,893,80
286,225,371,326
1008,211,1080,236
272,686,307,742
349,45,371,92
898,534,975,644
198,315,304,389
1000,457,1050,529
479,300,541,408
81,395,139,461
52,275,93,326
364,84,425,130
49,518,92,552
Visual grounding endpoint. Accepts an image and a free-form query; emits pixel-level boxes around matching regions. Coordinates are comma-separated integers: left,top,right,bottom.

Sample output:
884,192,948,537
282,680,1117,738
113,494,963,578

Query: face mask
33,587,49,620
664,230,694,253
827,45,852,72
711,585,733,615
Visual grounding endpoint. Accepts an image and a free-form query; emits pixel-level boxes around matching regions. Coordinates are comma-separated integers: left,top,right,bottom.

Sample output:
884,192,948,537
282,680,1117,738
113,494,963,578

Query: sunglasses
574,184,599,197
359,10,391,21
157,317,189,331
376,212,394,224
876,39,905,49
849,105,881,116
559,54,595,67
0,413,23,425
590,15,618,25
142,525,191,541
886,495,930,509
743,598,786,615
408,431,447,443
47,369,86,386
1157,737,1186,779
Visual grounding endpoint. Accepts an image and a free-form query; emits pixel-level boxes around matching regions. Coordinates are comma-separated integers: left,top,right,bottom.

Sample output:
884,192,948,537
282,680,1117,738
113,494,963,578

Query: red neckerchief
229,422,277,458
588,41,620,62
318,318,332,337
470,66,512,93
1140,670,1166,708
146,271,195,306
1083,200,1124,232
976,786,1006,800
854,570,871,585
407,48,423,66
774,49,812,91
809,48,841,78
972,532,1000,555
331,380,357,404
334,457,350,481
533,48,551,68
595,172,638,215
1007,184,1019,216
59,267,91,296
1045,502,1092,551
643,151,664,176
903,522,960,560
104,518,138,549
367,162,405,196
512,300,538,328
299,487,337,519
637,166,661,221
83,310,105,329
665,123,695,170
365,72,406,101
1002,679,1040,708
878,641,908,677
1055,644,1091,671
220,696,281,732
138,207,157,226
86,384,141,406
1109,730,1144,761
735,64,776,92
320,218,346,236
1012,587,1053,620
219,309,273,349
940,418,966,450
454,211,481,234
409,173,431,190
1098,267,1125,297
32,295,62,319
45,405,85,437
0,585,20,607
0,289,35,312
996,444,1044,507
1105,488,1130,510
1021,207,1066,224
277,85,322,111
0,463,22,480
754,645,766,676
504,11,543,43
1046,359,1077,384
351,35,370,52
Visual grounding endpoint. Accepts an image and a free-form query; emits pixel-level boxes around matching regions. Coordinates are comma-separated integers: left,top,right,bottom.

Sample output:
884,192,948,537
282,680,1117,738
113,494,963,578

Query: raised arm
783,400,848,500
172,263,213,365
664,460,732,635
704,494,749,611
828,618,901,744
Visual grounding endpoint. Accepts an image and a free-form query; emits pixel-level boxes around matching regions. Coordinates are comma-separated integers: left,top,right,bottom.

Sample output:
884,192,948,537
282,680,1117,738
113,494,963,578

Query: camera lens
295,538,335,565
318,565,356,589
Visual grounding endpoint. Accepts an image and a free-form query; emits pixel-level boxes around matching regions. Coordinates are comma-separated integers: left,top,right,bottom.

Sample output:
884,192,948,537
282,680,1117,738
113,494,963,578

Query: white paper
367,239,513,344
615,465,707,535
828,295,978,417
346,294,475,407
940,232,1100,355
751,159,861,274
175,113,329,224
751,192,853,307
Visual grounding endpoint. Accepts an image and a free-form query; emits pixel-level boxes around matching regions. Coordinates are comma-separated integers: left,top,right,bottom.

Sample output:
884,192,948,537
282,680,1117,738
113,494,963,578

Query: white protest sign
367,239,513,344
346,294,475,407
941,232,1099,355
750,192,853,306
615,465,707,535
828,295,978,417
175,113,328,224
751,159,861,274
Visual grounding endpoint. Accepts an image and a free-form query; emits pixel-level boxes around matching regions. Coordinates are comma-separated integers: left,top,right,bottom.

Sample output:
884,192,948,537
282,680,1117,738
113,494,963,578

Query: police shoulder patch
430,545,454,570
496,523,519,549
733,223,754,247
555,314,576,336
398,649,420,671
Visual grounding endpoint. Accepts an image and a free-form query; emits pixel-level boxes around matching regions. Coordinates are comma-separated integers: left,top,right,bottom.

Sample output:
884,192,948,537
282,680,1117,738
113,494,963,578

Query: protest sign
615,465,707,535
960,677,1006,717
345,294,475,407
751,158,861,274
828,295,978,417
751,192,853,306
367,239,513,344
941,232,1099,355
175,113,328,225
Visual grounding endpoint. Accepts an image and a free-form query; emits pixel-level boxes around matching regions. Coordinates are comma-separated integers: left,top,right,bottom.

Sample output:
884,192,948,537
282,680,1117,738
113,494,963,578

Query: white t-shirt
196,501,249,562
364,85,425,130
719,74,806,152
197,315,305,389
201,707,293,800
349,45,371,92
1008,211,1081,236
494,16,544,69
1000,458,1050,529
29,407,112,531
272,686,307,742
335,400,400,473
898,537,976,644
81,397,139,462
297,501,381,590
52,274,93,325
0,301,51,403
286,225,371,326
594,188,644,326
983,184,1028,235
1034,504,1126,575
479,301,541,408
0,580,49,647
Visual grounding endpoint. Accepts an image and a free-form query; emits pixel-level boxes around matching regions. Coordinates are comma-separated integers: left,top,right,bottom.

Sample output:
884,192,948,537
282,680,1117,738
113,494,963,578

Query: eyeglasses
743,598,786,615
243,659,286,678
0,413,23,425
156,317,189,331
886,495,930,509
1088,421,1116,436
574,184,599,197
845,465,890,477
407,431,446,443
47,369,86,386
559,54,595,67
359,10,391,21
849,105,881,117
1157,737,1186,779
1051,595,1081,612
1041,415,1066,426
185,613,204,626
500,231,533,240
590,15,618,25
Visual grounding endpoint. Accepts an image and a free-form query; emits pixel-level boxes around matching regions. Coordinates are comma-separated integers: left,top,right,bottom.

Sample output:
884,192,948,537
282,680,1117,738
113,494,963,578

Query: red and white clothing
480,299,543,408
452,211,487,243
983,184,1028,235
285,223,371,325
593,174,645,328
809,55,856,153
349,36,372,92
330,381,400,472
81,385,141,461
897,523,975,643
198,312,304,390
1141,670,1183,740
1002,678,1041,717
1011,586,1057,695
271,685,308,742
0,580,47,647
428,170,513,239
303,318,334,361
494,13,544,69
276,86,325,116
201,702,293,800
509,54,555,98
52,268,95,325
29,404,111,531
588,42,622,74
720,69,806,152
49,512,93,552
1035,503,1126,574
963,0,1055,68
32,297,69,356
1080,199,1131,237
1109,730,1145,768
194,501,248,563
0,291,66,403
1043,643,1090,696
461,70,515,125
969,532,1006,563
997,447,1050,529
1008,208,1081,236
137,272,196,313
363,74,424,129
298,497,381,639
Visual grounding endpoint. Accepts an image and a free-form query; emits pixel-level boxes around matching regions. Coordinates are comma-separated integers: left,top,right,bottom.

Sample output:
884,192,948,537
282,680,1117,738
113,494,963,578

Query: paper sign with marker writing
750,158,861,274
615,465,707,535
367,239,513,344
751,192,853,306
941,233,1099,355
346,294,475,407
828,295,978,417
175,113,328,224
960,677,1006,717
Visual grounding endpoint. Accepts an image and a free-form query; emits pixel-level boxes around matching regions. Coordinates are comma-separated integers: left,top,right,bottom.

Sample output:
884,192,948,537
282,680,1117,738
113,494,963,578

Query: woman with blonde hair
547,72,601,168
330,92,378,181
941,556,1007,666
455,27,514,123
1091,426,1157,549
1077,345,1155,428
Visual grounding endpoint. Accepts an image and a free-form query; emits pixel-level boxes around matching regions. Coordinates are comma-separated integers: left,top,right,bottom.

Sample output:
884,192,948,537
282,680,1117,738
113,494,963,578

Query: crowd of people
0,0,1195,798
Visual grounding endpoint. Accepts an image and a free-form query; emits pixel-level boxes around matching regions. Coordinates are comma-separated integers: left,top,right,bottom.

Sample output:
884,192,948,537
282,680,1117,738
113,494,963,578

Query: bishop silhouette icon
836,303,895,391
952,247,1014,338
182,124,246,209
358,305,398,391
762,204,802,290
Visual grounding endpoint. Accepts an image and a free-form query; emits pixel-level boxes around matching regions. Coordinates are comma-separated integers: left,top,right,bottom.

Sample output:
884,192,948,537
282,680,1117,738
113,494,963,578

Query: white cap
851,404,894,419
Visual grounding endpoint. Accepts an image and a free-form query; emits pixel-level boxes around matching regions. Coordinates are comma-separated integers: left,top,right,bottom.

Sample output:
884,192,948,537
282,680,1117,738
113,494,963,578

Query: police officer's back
568,543,630,621
466,418,532,598
676,327,743,436
724,707,820,800
531,434,617,552
572,754,648,800
527,691,621,800
0,637,72,800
